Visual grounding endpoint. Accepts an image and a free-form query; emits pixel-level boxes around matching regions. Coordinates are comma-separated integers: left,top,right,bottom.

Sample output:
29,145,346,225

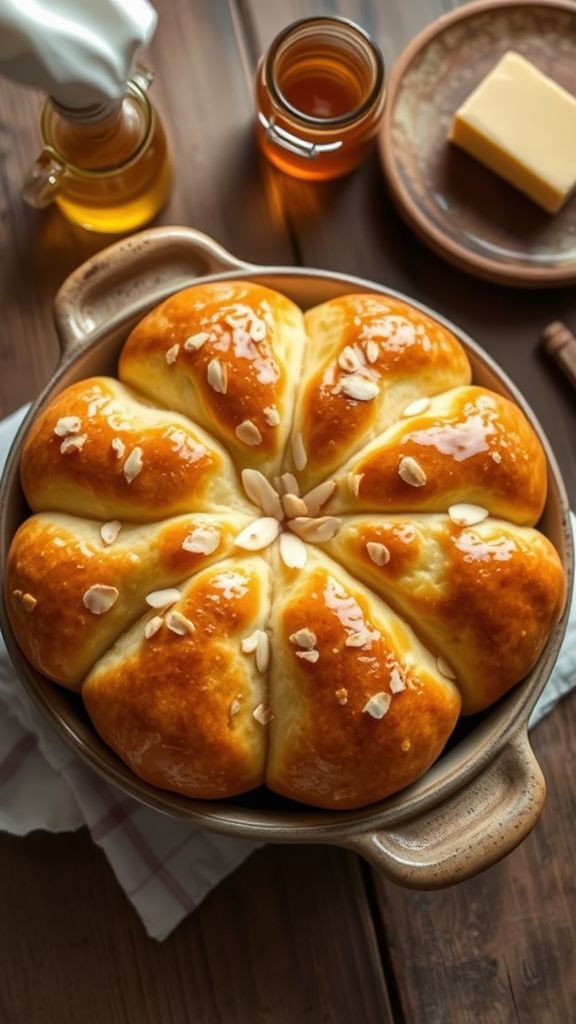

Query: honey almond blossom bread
5,284,567,810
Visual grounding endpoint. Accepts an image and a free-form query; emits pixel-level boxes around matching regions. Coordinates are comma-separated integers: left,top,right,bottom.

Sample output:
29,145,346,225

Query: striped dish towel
0,406,575,939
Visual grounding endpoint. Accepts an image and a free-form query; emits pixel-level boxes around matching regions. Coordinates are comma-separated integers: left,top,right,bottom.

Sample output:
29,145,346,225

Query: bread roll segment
266,550,461,809
322,514,566,714
21,378,248,521
83,557,272,799
331,386,547,526
287,293,471,489
119,281,306,473
6,511,251,688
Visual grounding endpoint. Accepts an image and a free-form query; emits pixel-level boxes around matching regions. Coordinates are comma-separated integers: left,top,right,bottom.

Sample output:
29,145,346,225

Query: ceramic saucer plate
379,0,576,287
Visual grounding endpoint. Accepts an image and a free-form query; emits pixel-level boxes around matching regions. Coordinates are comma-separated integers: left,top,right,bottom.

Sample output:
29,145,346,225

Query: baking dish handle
53,226,253,356
343,730,545,888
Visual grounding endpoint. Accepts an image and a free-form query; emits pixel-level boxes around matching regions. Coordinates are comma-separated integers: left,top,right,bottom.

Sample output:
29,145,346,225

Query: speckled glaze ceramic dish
0,227,573,886
380,0,576,287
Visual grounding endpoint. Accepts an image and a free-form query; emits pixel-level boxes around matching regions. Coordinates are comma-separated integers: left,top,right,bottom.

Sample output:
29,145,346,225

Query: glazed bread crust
6,285,566,809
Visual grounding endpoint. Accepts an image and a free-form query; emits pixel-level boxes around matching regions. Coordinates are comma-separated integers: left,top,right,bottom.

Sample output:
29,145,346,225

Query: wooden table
1,2,575,1021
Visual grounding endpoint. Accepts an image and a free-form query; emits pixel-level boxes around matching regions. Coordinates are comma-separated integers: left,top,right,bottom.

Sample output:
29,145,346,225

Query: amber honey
256,17,385,181
25,78,172,233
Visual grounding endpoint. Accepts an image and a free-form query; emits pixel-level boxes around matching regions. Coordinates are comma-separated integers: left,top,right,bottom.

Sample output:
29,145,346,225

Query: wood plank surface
1,0,575,1022
0,836,392,1024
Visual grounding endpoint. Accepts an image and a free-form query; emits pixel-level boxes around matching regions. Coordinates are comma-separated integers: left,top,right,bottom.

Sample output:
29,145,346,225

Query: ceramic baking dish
0,226,573,886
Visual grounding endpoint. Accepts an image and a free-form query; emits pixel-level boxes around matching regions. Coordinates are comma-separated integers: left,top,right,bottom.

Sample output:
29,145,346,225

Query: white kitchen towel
0,405,574,939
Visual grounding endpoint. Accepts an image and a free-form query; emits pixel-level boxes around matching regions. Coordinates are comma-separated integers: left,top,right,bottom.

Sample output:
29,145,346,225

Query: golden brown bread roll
330,386,547,526
322,514,566,714
83,557,271,799
6,511,250,687
266,551,461,809
5,284,567,809
288,293,472,489
119,281,306,474
21,378,249,521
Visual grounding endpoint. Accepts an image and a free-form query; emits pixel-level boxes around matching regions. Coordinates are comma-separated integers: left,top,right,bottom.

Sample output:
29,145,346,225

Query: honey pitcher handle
53,226,254,356
343,731,545,888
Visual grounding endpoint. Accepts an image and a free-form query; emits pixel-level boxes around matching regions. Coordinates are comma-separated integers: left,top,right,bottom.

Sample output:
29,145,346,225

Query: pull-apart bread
6,283,566,809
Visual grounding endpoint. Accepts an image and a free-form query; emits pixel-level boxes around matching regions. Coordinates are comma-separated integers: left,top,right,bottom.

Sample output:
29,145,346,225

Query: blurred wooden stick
541,321,576,393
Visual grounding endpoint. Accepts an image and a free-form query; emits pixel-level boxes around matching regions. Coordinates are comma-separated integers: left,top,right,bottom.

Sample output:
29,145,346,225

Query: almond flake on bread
83,585,119,615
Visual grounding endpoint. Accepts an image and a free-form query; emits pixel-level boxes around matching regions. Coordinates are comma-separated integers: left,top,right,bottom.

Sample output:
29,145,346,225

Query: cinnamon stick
541,321,576,393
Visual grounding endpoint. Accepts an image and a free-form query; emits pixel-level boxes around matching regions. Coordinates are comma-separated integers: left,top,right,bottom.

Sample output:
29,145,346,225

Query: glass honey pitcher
256,16,386,181
23,69,172,234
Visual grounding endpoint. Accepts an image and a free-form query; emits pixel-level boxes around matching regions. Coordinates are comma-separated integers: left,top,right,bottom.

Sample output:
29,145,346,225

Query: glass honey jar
23,69,172,234
256,16,385,181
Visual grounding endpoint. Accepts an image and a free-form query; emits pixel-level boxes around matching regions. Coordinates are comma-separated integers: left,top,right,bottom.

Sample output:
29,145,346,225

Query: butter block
450,51,576,214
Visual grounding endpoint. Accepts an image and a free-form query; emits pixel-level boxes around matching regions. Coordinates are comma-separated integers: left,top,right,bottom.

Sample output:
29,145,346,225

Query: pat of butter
450,51,576,214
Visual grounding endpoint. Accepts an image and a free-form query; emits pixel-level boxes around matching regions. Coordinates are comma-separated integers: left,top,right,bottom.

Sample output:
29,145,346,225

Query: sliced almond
166,610,195,635
165,343,180,365
301,479,335,516
291,432,307,471
18,592,38,612
229,696,243,717
87,396,107,417
241,630,260,654
348,473,364,498
144,616,163,639
100,521,122,546
279,532,307,569
289,515,341,544
402,396,431,417
234,517,280,551
389,668,406,693
145,588,181,609
250,320,267,343
398,455,427,487
182,525,221,555
263,405,280,426
362,692,391,719
437,656,457,680
83,584,119,615
54,416,82,437
282,493,308,519
340,376,379,401
295,649,320,664
367,541,390,567
253,703,273,725
207,357,228,394
111,437,126,460
123,446,144,484
338,345,362,373
184,331,210,351
345,632,369,648
289,627,317,650
365,340,379,364
255,630,270,672
107,414,131,433
235,420,263,446
335,687,348,705
448,503,489,526
60,434,87,454
279,472,299,497
241,468,284,519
